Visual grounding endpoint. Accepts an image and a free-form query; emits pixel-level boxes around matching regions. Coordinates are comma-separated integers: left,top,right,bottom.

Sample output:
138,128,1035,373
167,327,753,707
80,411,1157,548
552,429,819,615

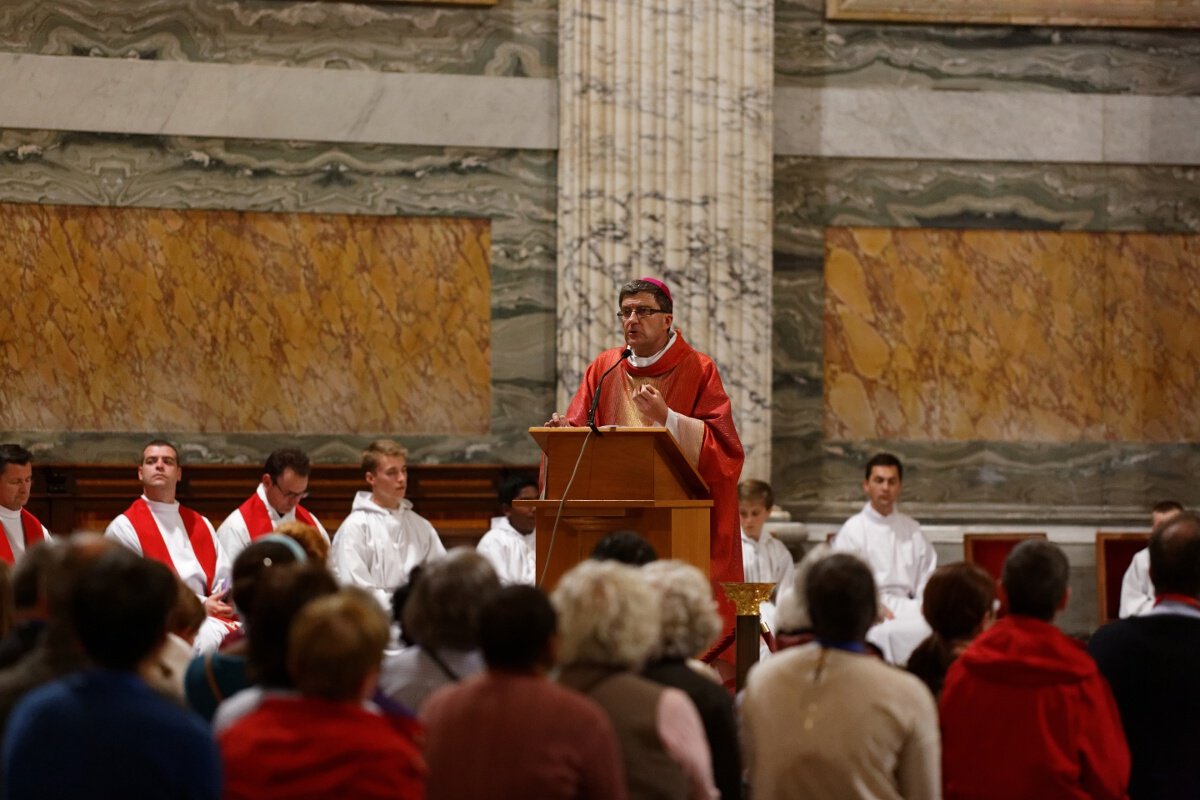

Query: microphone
587,347,632,436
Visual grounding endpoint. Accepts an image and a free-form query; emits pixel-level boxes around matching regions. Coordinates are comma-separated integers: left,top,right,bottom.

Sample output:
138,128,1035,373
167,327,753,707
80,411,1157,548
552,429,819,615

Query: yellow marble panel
0,202,491,435
825,227,1200,443
1105,233,1200,442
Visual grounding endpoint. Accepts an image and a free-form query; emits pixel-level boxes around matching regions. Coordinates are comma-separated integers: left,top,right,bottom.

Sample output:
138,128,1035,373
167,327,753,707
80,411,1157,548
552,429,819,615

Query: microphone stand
587,348,632,436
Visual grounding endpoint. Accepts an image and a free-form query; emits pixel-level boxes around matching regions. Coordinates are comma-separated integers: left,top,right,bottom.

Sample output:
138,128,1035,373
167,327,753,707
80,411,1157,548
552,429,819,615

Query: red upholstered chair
962,533,1048,583
1095,532,1151,625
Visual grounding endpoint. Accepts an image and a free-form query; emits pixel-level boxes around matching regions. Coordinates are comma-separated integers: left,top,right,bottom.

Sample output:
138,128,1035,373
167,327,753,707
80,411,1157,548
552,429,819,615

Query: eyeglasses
277,489,310,501
617,307,666,321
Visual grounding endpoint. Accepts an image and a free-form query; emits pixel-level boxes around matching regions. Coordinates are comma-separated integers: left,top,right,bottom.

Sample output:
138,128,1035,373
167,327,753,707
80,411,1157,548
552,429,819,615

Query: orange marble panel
824,227,1200,443
0,202,491,435
1104,233,1200,442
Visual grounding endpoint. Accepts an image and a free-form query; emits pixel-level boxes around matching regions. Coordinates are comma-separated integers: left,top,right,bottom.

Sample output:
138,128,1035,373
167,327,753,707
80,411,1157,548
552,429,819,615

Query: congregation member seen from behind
553,560,717,800
0,535,120,746
1090,511,1200,799
741,553,940,800
380,549,500,713
940,539,1130,800
183,536,305,721
641,560,741,800
906,562,996,699
3,549,219,800
211,563,339,734
422,585,627,800
219,588,426,800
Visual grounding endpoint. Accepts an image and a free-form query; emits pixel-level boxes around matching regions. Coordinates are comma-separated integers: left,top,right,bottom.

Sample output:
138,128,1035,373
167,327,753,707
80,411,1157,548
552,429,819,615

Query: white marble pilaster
556,0,775,481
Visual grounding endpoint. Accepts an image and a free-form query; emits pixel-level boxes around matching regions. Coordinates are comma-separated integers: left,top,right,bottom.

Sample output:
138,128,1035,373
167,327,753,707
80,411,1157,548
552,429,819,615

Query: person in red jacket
940,539,1130,800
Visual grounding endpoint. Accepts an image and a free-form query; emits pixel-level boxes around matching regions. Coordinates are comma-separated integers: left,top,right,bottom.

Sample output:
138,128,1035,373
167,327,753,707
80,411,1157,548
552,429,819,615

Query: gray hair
552,560,661,669
641,560,721,660
402,549,500,650
774,543,833,632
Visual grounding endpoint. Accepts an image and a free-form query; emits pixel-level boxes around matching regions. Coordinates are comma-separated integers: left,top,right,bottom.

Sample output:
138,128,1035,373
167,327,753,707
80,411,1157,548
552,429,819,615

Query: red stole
123,498,217,595
0,509,48,566
239,492,319,541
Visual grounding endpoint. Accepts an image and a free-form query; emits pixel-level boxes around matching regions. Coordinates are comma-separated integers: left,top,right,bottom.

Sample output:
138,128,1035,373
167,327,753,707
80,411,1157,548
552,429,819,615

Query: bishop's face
620,292,673,358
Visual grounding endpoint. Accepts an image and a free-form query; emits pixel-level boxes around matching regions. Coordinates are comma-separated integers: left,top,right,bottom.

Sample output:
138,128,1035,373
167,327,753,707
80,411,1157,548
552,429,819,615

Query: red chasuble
0,509,49,566
123,498,218,595
564,332,746,590
238,492,320,541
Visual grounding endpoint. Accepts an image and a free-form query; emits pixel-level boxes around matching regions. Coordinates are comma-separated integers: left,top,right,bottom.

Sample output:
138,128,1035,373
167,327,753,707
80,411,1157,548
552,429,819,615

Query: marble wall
0,201,491,435
0,132,556,465
769,0,1200,525
1,0,1198,528
824,227,1200,444
0,0,559,466
774,157,1200,524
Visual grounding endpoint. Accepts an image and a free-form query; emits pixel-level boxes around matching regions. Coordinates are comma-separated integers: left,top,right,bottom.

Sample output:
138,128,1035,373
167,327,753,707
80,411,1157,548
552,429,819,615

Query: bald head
1149,511,1200,599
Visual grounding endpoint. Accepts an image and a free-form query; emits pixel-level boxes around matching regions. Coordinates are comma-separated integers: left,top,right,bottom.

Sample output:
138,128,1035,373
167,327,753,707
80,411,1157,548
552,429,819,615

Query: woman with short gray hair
553,560,717,800
641,560,740,800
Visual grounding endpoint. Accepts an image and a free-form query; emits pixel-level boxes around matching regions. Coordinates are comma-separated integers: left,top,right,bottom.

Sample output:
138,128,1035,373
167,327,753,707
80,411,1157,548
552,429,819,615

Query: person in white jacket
475,475,538,585
329,439,446,612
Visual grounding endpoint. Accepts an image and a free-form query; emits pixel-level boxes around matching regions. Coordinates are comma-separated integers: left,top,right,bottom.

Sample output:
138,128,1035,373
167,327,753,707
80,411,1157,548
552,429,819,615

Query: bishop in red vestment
549,278,745,616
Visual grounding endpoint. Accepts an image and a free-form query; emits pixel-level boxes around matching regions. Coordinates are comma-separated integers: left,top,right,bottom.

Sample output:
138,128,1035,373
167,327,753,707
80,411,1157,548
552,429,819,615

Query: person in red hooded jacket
940,539,1129,800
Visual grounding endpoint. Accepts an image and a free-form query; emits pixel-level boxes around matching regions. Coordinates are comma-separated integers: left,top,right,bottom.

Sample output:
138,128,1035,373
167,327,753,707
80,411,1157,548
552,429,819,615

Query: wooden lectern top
528,426,709,502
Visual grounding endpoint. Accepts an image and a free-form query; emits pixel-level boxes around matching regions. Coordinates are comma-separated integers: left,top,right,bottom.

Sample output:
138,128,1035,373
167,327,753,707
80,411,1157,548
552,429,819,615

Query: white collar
628,330,678,369
141,494,180,512
255,482,282,520
863,501,898,523
0,506,22,522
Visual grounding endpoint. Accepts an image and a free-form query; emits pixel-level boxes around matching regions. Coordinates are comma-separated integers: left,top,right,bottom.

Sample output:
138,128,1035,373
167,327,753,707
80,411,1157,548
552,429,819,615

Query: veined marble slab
777,0,1200,96
0,0,557,77
3,54,1200,165
775,86,1200,165
0,53,557,150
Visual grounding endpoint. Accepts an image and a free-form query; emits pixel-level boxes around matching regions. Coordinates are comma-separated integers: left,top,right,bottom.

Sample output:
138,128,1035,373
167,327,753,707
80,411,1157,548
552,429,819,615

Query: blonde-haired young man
329,440,445,612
